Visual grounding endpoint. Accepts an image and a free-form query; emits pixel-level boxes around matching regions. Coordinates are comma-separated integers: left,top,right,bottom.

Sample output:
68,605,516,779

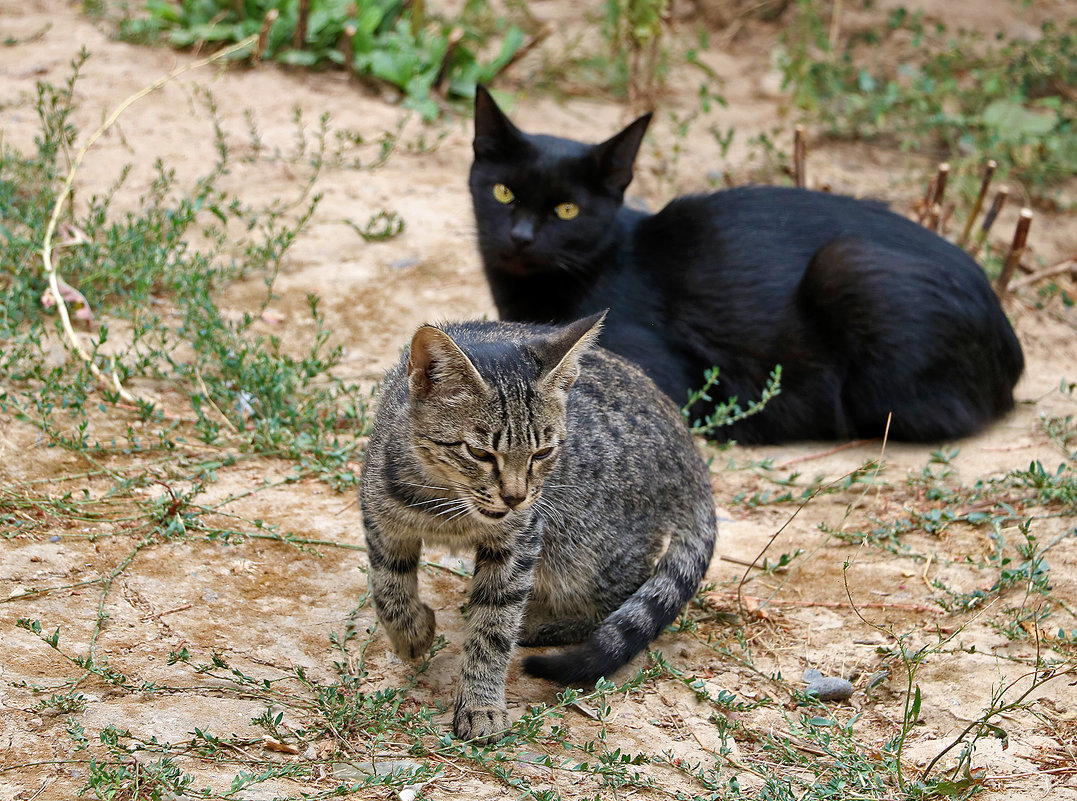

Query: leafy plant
684,364,783,439
0,56,373,488
602,0,671,102
119,0,526,119
779,4,1077,198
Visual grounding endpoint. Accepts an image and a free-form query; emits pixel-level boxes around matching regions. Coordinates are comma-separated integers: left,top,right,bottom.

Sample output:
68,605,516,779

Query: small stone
804,676,855,702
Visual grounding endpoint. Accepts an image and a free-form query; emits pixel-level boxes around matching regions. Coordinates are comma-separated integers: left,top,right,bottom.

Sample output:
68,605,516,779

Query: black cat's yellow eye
492,183,515,204
532,446,555,461
466,443,494,462
554,202,579,220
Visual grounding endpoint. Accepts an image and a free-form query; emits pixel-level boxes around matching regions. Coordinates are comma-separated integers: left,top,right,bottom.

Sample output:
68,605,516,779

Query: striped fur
359,314,716,744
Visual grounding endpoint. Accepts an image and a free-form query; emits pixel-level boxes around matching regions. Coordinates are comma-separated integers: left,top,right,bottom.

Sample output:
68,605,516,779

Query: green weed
684,365,783,439
0,56,372,488
117,0,528,120
780,4,1077,199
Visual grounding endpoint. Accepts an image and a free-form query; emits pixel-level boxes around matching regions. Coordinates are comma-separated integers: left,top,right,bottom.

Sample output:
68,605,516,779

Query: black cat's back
625,186,1024,441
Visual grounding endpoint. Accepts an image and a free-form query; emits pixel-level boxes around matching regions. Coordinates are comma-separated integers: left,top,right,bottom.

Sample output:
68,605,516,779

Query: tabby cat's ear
592,113,652,196
473,84,526,160
537,311,606,398
408,326,487,402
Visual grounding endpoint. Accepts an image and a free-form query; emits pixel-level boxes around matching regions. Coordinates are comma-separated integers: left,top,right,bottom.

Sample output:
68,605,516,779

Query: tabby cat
469,85,1025,444
358,313,716,744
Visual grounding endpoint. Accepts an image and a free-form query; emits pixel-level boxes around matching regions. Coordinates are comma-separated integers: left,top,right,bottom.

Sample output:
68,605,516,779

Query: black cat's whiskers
553,251,594,280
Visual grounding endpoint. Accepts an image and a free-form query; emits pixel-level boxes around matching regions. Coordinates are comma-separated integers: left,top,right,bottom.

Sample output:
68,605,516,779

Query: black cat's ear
473,84,526,160
408,325,488,402
592,113,652,195
537,311,606,398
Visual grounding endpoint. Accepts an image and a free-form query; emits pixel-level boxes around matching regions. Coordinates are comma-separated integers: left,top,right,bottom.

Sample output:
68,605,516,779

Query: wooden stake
932,162,950,205
959,159,997,249
917,175,936,224
974,186,1009,258
294,0,309,50
828,0,844,50
340,23,356,66
995,208,1033,296
938,201,956,235
793,125,806,188
256,10,278,60
927,162,949,231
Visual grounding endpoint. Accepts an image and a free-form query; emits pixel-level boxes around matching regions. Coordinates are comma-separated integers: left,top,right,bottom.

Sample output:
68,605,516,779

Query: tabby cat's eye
554,202,579,220
465,443,494,461
492,183,515,204
532,446,555,460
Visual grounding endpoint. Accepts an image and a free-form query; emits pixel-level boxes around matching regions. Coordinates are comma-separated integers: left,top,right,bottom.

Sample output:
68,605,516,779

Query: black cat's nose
510,218,535,247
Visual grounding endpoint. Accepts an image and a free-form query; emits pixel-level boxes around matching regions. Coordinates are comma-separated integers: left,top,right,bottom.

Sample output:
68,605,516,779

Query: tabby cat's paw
386,603,436,660
453,703,510,745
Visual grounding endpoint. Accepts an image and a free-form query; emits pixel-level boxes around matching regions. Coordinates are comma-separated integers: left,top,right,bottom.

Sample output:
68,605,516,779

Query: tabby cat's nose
500,491,527,509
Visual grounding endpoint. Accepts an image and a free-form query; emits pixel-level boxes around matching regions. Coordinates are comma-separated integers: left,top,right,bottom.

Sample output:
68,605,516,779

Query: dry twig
1009,256,1077,291
294,0,310,50
706,591,944,615
40,35,258,405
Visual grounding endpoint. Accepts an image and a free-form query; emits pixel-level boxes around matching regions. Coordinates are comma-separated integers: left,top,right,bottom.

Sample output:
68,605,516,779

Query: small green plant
602,0,671,102
119,0,527,119
779,4,1077,198
0,55,372,488
684,365,783,439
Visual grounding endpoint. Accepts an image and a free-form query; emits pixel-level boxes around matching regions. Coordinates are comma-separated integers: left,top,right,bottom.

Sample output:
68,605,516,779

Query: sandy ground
2,0,1076,799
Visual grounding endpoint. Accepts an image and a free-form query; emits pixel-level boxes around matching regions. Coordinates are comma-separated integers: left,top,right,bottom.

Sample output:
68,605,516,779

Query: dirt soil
2,0,1077,799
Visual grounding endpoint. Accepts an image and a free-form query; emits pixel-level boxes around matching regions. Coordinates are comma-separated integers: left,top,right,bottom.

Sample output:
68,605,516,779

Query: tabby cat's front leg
454,529,541,744
364,517,436,659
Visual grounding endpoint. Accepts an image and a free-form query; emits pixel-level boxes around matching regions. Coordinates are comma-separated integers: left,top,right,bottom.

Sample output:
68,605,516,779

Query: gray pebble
805,676,855,702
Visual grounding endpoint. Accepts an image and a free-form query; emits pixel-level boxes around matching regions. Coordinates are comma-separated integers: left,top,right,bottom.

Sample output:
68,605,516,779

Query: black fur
469,86,1024,444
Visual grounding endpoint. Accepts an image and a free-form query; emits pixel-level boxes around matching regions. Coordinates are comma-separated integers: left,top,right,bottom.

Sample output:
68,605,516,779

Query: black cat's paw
386,603,436,660
453,702,510,745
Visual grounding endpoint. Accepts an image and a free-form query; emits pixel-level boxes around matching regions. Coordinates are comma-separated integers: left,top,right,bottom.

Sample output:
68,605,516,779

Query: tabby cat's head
405,314,604,522
469,85,651,277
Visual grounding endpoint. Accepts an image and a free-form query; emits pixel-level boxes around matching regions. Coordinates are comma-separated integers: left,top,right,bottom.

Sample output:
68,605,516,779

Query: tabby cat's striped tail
522,517,715,686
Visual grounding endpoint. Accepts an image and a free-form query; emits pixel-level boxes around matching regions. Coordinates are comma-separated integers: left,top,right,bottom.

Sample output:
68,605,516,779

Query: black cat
469,85,1024,444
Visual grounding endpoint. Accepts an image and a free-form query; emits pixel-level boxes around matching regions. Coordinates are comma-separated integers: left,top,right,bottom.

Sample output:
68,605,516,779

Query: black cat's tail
523,510,716,686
